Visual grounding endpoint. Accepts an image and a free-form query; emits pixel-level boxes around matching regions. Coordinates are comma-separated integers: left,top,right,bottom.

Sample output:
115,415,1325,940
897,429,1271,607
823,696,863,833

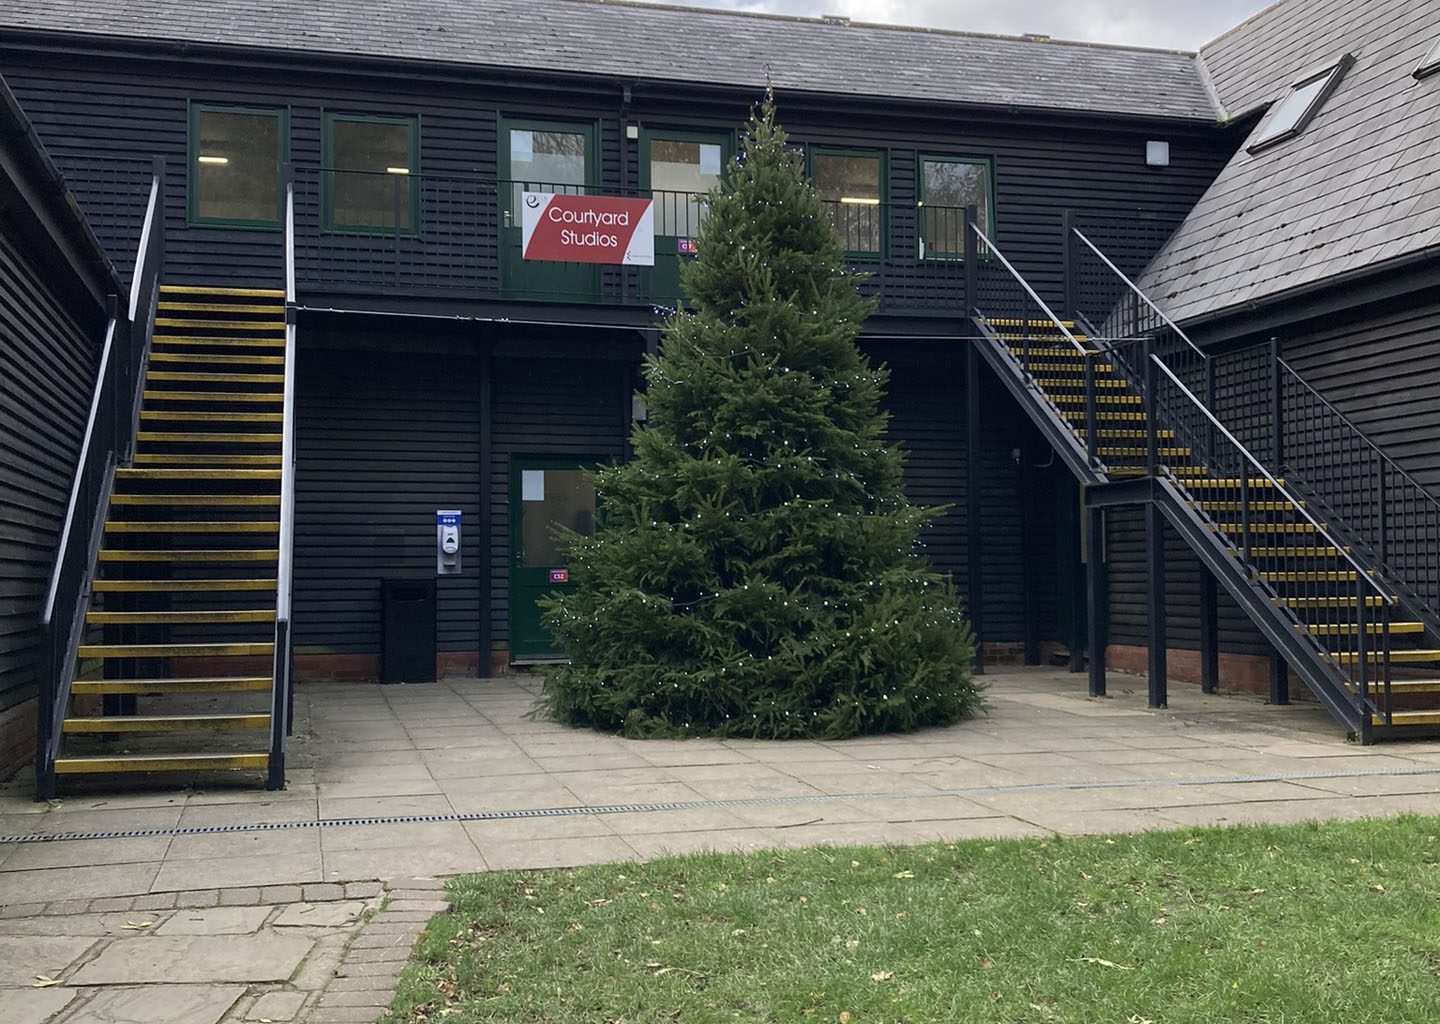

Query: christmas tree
539,95,980,739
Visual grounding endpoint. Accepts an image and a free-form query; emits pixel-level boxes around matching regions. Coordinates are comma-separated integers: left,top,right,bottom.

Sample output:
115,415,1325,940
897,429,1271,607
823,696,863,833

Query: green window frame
187,103,289,230
917,155,995,260
808,146,888,258
321,112,421,236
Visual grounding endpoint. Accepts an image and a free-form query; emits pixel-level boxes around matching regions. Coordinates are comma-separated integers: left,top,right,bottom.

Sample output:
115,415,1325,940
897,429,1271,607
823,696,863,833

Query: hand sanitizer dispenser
436,510,461,575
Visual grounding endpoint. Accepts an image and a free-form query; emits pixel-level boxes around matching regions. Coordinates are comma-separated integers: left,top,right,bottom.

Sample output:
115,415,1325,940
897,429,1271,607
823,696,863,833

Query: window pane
1254,73,1330,145
921,159,990,257
330,120,415,231
195,110,280,224
813,152,882,254
650,140,722,237
521,469,595,568
511,128,588,213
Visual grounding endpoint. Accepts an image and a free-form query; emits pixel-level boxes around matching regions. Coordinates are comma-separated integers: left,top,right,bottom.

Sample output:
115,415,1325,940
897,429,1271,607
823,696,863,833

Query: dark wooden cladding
0,230,99,710
0,46,1234,310
1105,506,1272,659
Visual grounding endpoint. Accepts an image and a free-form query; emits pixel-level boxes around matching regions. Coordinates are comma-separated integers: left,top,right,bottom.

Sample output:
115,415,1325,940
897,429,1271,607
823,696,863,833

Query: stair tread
153,336,285,348
115,466,282,478
98,549,278,561
77,641,276,656
53,752,271,773
92,579,277,592
160,285,284,297
136,431,282,443
157,302,285,313
105,521,279,532
132,455,283,466
1372,711,1440,727
153,318,285,330
1337,650,1440,663
147,371,285,384
149,352,286,366
140,411,284,422
143,390,283,403
1303,622,1425,635
87,609,276,624
110,494,281,506
72,676,273,694
63,713,271,732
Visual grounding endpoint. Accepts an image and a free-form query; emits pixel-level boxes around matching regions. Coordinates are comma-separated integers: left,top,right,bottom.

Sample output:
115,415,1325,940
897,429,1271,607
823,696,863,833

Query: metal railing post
1061,209,1076,324
1204,354,1216,468
1144,342,1158,478
1270,336,1284,470
963,205,978,316
1084,353,1098,465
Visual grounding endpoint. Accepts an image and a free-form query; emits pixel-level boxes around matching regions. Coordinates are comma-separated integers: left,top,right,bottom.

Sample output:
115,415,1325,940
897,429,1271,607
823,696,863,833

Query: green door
638,130,730,307
500,119,600,303
509,457,600,660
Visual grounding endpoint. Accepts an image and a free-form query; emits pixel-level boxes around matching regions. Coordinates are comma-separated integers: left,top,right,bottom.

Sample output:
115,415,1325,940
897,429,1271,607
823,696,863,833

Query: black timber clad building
2,0,1439,776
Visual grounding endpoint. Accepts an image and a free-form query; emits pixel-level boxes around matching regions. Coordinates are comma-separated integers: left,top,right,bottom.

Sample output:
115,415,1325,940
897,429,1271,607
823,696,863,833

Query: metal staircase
962,210,1440,740
36,171,298,796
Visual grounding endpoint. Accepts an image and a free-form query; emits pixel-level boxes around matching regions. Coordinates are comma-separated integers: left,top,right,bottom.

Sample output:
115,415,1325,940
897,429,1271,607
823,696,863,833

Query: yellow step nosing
136,432,283,443
109,494,281,507
153,336,286,348
1303,622,1426,635
1340,650,1440,663
156,301,285,313
98,549,278,562
54,753,271,773
115,466,282,478
153,318,286,331
143,390,283,403
160,284,285,298
76,642,276,657
140,412,284,423
86,609,277,624
132,455,284,467
146,371,285,384
92,579,278,592
149,352,287,366
105,521,279,533
63,713,272,733
71,677,274,695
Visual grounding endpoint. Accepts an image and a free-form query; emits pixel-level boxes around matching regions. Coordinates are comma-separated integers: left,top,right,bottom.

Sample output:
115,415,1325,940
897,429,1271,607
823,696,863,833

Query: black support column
1145,502,1167,708
477,344,493,678
1270,649,1291,705
1085,502,1106,697
1199,572,1219,694
966,341,985,675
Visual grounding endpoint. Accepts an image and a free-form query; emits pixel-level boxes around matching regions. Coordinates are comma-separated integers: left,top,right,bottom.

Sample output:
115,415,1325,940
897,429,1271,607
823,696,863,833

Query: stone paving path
4,667,1440,1023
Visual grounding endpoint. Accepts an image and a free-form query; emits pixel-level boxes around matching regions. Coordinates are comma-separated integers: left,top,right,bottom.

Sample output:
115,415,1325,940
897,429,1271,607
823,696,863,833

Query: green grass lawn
388,815,1440,1023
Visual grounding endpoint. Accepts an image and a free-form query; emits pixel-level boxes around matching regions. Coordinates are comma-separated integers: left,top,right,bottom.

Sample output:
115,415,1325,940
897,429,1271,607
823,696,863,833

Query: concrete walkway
4,667,1440,1023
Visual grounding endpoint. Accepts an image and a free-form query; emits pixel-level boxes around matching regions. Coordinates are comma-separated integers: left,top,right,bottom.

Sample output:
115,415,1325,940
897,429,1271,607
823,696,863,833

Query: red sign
521,193,655,266
548,568,570,584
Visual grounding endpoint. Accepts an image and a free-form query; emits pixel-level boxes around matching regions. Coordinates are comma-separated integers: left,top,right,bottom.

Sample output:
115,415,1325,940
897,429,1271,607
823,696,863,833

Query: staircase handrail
270,172,298,787
1278,358,1440,512
1070,227,1206,359
1149,353,1395,603
36,164,164,798
970,223,1087,354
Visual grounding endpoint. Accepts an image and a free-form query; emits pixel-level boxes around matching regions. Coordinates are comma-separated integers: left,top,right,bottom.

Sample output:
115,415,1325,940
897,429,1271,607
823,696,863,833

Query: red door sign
521,193,655,266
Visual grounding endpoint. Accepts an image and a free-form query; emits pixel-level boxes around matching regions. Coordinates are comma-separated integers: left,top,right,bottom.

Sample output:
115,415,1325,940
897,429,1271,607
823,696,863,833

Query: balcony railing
290,168,977,313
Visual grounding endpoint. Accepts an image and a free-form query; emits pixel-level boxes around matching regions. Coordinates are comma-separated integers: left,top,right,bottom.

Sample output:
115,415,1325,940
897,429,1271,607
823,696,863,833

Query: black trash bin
381,578,437,683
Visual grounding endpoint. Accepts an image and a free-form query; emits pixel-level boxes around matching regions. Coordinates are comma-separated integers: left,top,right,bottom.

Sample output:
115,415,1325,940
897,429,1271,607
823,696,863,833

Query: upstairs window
1248,55,1353,153
1416,39,1440,80
189,105,287,228
646,134,727,239
322,113,420,234
918,156,993,259
811,148,885,256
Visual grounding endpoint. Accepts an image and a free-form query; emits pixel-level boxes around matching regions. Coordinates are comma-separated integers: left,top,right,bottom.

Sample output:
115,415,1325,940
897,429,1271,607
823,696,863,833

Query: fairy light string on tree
539,91,980,739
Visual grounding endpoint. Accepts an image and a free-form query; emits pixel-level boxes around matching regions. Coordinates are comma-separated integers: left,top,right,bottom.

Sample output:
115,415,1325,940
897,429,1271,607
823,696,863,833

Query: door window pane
920,158,991,258
650,140,723,237
192,108,283,225
510,128,587,211
520,469,595,568
326,117,418,232
812,151,883,255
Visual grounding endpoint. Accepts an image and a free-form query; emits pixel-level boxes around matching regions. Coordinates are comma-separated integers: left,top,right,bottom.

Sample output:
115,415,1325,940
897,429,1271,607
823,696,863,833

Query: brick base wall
1105,643,1303,698
0,696,36,782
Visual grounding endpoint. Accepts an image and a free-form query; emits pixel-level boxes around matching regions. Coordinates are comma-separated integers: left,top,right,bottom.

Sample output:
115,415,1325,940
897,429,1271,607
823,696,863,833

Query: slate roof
1138,0,1440,324
0,0,1219,122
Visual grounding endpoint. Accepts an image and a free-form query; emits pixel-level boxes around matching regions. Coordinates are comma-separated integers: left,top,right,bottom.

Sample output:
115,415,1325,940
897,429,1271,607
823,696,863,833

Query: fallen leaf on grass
585,898,611,908
1075,957,1134,970
839,1013,853,1023
871,970,894,982
33,976,59,988
893,870,914,879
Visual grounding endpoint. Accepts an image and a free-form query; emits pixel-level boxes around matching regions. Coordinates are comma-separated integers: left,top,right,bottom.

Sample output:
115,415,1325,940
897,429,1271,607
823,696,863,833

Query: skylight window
1248,55,1353,154
1416,39,1440,80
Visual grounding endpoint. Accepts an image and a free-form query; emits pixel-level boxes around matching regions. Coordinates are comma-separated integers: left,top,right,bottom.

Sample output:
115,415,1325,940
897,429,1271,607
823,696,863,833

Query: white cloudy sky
647,0,1277,50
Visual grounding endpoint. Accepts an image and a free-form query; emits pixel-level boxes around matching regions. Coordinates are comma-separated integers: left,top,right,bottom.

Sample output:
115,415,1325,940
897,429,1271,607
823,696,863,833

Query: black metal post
1377,460,1388,571
966,341,985,675
477,344,494,678
1061,209,1076,324
1145,501,1167,708
1270,336,1284,470
1356,577,1369,709
1204,355,1216,468
267,619,288,791
1200,572,1218,694
963,205,978,317
1144,342,1158,478
1084,353,1098,465
1086,502,1107,697
1269,649,1290,706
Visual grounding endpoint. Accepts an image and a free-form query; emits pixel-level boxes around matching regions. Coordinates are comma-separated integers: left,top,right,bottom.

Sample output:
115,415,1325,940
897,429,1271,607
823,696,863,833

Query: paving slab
0,911,162,937
0,987,78,1024
154,905,273,935
69,934,315,985
0,935,96,985
67,984,246,1024
245,990,306,1021
272,900,366,927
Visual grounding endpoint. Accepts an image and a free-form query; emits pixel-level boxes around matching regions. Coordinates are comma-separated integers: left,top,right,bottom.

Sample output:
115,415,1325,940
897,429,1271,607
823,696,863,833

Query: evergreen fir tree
539,95,980,739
